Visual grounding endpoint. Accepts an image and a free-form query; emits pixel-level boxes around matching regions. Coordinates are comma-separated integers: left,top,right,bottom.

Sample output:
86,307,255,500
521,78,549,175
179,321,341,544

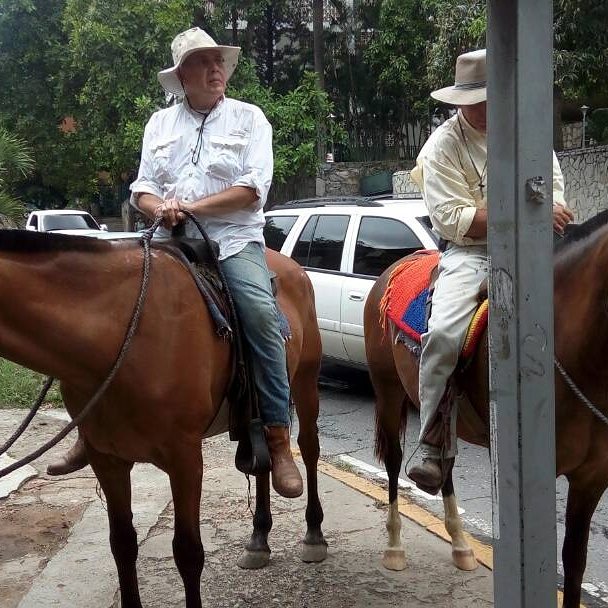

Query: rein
0,219,162,479
554,357,608,426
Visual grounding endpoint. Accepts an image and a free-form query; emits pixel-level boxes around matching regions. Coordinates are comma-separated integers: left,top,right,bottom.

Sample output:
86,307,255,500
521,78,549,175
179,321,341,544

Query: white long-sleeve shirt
130,96,273,259
410,111,566,246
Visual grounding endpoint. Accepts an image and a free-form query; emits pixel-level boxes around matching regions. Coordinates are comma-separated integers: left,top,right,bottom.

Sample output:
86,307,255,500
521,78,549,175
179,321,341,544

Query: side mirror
100,224,108,231
25,225,37,231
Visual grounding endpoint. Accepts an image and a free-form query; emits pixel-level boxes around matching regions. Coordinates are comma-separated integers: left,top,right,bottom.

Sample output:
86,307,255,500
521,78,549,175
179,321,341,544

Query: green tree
0,128,34,223
0,0,79,207
230,62,344,182
364,0,434,156
61,0,200,184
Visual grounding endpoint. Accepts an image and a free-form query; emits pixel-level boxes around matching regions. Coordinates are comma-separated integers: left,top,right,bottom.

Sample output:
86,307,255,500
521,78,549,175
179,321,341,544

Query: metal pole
581,105,589,148
487,1,557,607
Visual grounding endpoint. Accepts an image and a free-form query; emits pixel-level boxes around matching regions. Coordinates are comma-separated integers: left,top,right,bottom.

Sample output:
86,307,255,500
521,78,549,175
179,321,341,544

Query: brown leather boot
407,457,443,495
46,436,88,476
265,426,303,498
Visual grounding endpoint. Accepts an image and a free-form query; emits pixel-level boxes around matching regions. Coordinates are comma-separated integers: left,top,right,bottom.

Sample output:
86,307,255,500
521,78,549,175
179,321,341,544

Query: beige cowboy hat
431,49,486,106
158,27,241,96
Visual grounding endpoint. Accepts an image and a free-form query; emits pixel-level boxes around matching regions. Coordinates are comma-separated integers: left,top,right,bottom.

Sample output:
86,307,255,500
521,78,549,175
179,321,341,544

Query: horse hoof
452,548,477,571
382,547,406,571
301,541,328,563
237,549,270,570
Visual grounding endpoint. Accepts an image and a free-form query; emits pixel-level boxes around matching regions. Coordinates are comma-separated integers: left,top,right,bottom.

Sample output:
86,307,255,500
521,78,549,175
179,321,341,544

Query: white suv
25,209,108,234
264,195,438,368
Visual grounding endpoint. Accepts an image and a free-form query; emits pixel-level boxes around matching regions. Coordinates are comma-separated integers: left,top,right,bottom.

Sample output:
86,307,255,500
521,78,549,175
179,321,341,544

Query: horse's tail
373,398,408,465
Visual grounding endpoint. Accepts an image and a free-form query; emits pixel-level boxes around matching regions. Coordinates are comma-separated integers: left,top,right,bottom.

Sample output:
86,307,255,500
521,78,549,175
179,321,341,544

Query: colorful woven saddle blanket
379,250,488,360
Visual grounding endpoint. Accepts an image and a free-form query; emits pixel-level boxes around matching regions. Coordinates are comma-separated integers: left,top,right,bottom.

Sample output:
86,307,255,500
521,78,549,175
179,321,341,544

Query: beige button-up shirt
130,96,273,260
410,111,566,246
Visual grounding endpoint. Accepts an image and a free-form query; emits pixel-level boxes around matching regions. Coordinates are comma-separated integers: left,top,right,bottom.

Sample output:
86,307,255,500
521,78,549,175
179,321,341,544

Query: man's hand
155,198,186,229
553,203,574,235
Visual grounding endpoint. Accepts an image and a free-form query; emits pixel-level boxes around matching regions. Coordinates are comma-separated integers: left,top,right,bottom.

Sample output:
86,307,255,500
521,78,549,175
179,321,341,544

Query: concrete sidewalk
0,409,493,607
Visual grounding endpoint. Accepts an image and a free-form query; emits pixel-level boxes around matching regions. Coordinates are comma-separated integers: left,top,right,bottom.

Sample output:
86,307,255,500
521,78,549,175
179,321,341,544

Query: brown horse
364,222,608,608
0,230,327,608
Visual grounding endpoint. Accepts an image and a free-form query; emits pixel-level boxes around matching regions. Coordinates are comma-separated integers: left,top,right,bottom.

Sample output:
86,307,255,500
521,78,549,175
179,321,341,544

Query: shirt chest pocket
152,136,180,183
206,135,248,182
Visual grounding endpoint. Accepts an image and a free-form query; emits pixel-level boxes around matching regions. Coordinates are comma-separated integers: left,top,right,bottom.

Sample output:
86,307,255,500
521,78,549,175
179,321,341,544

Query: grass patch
0,359,63,409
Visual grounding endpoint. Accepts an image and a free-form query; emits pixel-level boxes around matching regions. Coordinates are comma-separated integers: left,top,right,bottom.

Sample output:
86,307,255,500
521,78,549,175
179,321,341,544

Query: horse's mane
0,229,113,253
555,222,608,269
555,209,608,253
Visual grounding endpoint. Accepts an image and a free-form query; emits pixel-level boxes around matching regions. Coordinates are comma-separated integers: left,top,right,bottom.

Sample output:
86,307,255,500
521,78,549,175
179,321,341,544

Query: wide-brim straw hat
158,28,241,96
431,49,486,106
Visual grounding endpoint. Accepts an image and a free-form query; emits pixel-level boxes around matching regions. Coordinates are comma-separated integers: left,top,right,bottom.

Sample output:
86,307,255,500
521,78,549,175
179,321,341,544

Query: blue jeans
220,242,290,427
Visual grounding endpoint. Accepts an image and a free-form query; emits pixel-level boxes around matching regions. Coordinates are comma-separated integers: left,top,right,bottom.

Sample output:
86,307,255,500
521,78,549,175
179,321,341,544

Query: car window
263,215,297,251
353,216,424,277
292,214,349,271
30,215,38,229
44,214,99,231
416,215,439,244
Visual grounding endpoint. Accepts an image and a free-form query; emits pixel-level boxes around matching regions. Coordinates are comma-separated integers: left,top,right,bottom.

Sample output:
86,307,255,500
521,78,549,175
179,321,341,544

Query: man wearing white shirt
137,28,302,498
407,49,574,494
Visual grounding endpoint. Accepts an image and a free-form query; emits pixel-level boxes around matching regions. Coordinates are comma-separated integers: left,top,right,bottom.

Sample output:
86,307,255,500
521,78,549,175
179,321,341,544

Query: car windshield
44,214,99,231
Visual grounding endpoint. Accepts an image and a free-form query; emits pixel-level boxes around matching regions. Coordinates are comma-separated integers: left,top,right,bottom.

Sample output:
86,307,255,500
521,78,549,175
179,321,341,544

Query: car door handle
347,292,365,302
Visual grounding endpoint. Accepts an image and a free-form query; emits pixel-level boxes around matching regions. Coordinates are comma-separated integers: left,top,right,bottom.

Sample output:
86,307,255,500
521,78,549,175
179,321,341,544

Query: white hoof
301,541,328,563
382,547,406,571
452,548,478,571
237,549,270,570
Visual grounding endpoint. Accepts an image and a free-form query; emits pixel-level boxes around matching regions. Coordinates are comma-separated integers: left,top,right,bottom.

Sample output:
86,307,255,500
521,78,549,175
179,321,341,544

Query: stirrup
235,418,272,476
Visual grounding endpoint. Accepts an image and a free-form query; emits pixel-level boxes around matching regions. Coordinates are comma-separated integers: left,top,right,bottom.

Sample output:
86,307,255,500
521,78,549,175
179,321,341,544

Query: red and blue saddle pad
379,250,488,360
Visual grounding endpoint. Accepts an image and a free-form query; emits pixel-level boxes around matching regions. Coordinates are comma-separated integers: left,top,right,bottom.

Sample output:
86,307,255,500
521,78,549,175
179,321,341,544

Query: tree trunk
265,2,274,85
231,3,238,46
313,0,324,90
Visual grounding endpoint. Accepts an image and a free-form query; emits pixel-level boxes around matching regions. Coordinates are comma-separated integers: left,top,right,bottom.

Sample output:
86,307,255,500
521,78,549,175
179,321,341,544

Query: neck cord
182,85,218,166
458,114,487,198
190,108,208,166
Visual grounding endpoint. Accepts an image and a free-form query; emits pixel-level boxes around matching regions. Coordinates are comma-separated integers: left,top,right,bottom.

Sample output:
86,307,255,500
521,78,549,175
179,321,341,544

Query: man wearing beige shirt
407,49,573,494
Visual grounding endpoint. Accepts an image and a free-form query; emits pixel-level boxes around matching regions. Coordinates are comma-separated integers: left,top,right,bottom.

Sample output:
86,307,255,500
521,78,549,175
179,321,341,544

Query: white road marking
339,454,463,512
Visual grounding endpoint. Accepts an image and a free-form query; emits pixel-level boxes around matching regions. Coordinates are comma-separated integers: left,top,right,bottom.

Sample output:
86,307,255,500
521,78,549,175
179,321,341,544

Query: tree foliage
554,0,608,101
0,0,604,206
229,62,344,183
423,0,608,103
0,128,34,222
364,0,433,152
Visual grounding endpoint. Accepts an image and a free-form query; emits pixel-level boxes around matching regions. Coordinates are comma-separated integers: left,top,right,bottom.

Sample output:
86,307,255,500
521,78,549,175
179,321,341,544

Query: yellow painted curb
293,451,577,607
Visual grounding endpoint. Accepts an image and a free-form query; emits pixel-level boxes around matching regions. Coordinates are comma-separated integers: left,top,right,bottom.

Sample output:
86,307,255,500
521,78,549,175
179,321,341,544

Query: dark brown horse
0,230,327,608
365,221,608,608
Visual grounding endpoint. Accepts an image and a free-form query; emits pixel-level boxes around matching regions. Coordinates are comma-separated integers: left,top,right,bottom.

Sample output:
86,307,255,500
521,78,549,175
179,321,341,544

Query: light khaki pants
418,245,488,458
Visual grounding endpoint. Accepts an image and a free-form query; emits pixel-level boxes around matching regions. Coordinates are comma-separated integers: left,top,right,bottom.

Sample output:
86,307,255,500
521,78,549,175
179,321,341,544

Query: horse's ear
478,278,488,303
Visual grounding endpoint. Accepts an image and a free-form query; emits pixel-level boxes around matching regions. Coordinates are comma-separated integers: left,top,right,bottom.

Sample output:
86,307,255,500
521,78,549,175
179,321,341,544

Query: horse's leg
168,445,205,608
441,463,477,571
237,473,273,569
562,474,606,608
376,387,408,570
292,361,327,563
87,448,142,608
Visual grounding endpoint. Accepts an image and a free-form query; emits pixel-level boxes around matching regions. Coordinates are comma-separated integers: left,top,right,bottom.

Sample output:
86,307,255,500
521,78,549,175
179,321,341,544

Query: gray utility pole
487,1,557,607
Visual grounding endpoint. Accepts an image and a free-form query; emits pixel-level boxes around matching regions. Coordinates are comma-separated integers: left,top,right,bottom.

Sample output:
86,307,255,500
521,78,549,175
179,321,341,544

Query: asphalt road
302,363,608,607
